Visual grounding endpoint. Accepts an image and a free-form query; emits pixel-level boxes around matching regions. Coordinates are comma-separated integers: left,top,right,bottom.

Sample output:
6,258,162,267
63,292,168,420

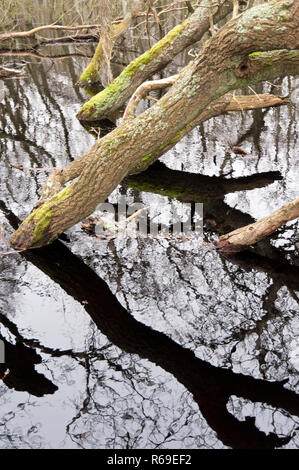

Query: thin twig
123,74,179,120
9,163,53,172
232,0,239,18
0,369,10,381
121,206,151,224
247,85,263,100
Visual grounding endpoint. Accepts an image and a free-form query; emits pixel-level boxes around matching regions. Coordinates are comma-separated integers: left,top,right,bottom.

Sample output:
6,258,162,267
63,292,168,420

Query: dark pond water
0,42,298,449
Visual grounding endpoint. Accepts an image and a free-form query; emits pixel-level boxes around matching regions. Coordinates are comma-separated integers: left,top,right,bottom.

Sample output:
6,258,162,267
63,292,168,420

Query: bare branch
123,74,179,120
232,0,239,18
0,23,102,42
216,197,299,254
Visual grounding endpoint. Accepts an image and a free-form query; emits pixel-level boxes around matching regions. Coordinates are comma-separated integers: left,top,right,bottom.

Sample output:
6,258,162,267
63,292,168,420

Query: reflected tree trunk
2,201,299,449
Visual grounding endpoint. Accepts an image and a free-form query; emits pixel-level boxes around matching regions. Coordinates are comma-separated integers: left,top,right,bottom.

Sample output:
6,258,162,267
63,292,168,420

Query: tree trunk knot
235,61,250,77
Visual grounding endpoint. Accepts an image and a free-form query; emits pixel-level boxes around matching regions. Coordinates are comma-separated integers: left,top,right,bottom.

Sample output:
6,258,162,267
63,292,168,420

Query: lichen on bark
77,0,235,121
10,0,299,250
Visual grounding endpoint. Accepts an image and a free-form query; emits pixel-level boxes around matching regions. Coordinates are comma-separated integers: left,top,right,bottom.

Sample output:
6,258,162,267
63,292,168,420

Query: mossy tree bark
77,0,235,121
76,0,145,90
10,0,299,251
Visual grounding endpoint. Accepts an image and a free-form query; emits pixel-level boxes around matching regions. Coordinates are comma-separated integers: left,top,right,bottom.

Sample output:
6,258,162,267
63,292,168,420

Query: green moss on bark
10,184,73,249
127,179,207,203
130,128,189,174
30,185,72,245
77,19,190,121
32,204,54,244
78,42,104,86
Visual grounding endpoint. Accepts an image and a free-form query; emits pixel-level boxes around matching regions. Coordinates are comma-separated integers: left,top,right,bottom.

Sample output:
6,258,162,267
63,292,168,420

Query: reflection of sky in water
0,46,298,449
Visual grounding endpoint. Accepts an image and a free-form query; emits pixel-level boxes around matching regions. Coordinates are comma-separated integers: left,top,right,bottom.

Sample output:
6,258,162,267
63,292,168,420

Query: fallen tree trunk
130,48,298,174
38,85,294,202
76,0,234,121
14,89,287,221
216,197,299,254
34,88,293,206
9,0,299,251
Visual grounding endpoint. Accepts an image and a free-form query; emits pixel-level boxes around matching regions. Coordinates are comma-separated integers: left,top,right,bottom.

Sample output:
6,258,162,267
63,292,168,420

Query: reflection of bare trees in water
0,33,298,448
0,202,298,448
1,175,299,447
0,395,44,448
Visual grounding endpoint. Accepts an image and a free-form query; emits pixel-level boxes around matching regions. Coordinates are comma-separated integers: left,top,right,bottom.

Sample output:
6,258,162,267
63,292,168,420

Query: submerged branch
216,197,299,254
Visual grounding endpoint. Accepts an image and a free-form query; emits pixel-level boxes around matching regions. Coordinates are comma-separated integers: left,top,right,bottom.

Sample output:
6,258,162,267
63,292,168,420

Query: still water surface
0,42,298,449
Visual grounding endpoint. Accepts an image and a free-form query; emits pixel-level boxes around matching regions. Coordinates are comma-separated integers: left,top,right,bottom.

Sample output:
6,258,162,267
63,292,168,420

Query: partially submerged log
77,0,234,121
9,0,299,251
216,197,299,254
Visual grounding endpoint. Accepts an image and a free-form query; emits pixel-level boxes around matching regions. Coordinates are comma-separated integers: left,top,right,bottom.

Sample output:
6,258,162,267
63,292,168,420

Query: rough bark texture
32,90,289,207
77,0,234,121
9,0,299,250
216,197,299,254
44,53,297,187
